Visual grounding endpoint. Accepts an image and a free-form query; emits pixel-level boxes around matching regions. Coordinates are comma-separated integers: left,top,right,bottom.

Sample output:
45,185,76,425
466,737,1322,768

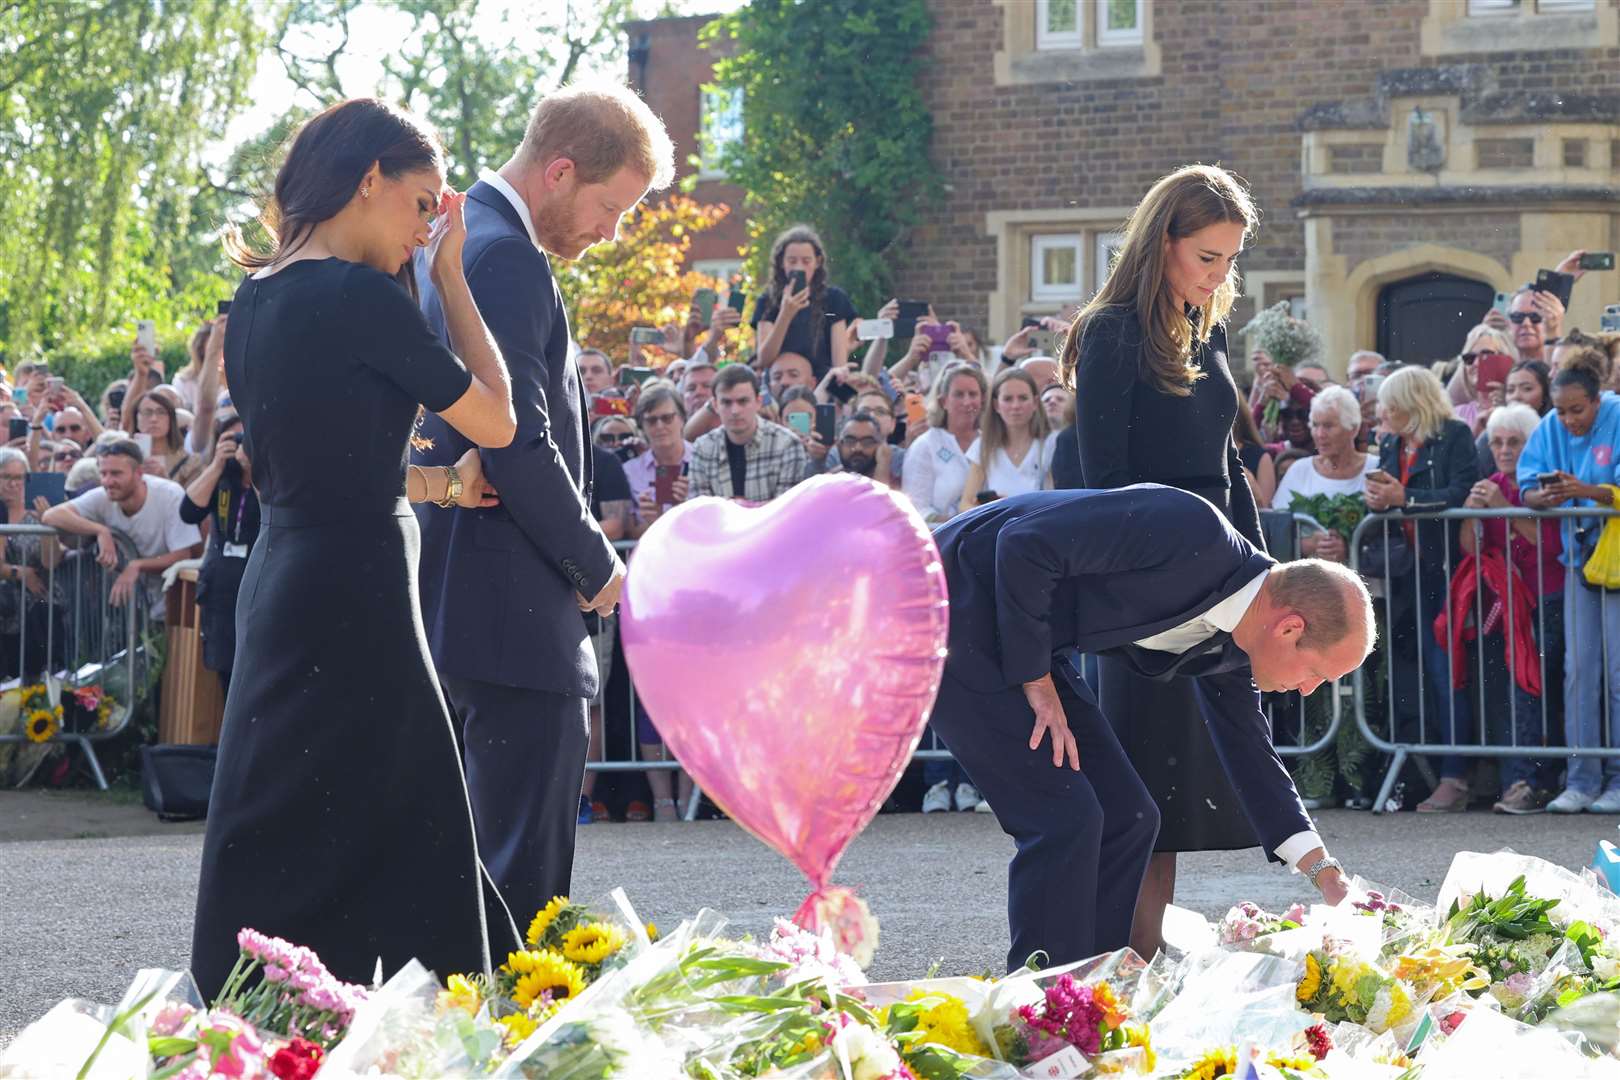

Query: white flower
1365,987,1394,1032
833,1019,903,1080
1593,955,1620,982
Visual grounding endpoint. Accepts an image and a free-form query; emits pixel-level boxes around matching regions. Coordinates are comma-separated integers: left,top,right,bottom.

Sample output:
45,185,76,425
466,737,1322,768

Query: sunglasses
54,451,79,462
640,412,680,427
595,432,634,446
1509,312,1543,325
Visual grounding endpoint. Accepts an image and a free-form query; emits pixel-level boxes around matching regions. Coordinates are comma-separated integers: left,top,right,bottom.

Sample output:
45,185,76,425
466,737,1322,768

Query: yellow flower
504,949,586,1010
436,973,482,1015
646,921,660,943
1266,1051,1319,1071
526,896,569,947
24,709,56,743
561,921,626,966
1329,956,1364,1008
1184,1046,1237,1080
497,1010,537,1048
902,990,990,1058
1125,1024,1156,1073
1384,984,1413,1030
1297,954,1322,1003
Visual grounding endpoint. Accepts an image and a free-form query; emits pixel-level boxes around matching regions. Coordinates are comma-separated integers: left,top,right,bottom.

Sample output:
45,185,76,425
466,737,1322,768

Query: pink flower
263,964,288,983
1441,1010,1467,1036
1284,903,1307,924
150,1001,197,1037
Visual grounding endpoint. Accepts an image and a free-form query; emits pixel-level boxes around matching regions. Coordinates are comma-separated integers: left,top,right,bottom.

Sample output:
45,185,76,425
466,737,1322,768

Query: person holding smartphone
179,412,260,702
1519,351,1620,814
751,224,858,378
624,383,691,538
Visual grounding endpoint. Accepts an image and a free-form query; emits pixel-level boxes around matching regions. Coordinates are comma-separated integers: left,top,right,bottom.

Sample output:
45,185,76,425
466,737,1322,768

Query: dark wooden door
1377,272,1495,364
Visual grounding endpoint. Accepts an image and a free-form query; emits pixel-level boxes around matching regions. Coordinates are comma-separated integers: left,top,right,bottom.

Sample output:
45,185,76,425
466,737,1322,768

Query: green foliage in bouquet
1287,493,1368,544
1241,302,1323,370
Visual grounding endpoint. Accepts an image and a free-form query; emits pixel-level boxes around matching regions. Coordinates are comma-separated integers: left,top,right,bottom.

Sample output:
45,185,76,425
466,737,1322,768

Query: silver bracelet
1304,856,1343,888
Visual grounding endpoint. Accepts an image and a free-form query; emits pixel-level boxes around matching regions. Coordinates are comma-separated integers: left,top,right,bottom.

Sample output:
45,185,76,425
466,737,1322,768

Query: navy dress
1072,306,1265,852
190,258,518,997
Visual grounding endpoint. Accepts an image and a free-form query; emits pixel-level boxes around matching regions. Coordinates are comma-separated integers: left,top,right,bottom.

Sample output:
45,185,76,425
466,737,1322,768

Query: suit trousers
444,675,590,923
929,665,1160,972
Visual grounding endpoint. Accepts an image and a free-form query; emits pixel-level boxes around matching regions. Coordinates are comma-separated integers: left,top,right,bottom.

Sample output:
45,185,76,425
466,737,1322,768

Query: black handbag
139,744,217,822
1358,515,1415,581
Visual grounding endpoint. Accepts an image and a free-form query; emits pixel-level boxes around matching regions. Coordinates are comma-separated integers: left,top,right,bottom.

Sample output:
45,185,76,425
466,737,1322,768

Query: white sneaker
1591,789,1620,814
955,782,983,811
1548,788,1597,814
973,800,994,814
922,781,952,814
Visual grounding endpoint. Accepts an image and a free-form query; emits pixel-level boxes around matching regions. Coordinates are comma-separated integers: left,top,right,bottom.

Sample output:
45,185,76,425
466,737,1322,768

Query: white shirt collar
479,169,541,251
1206,570,1268,634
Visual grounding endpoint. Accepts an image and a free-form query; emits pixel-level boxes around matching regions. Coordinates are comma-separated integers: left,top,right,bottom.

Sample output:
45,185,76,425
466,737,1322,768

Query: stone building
629,0,1620,374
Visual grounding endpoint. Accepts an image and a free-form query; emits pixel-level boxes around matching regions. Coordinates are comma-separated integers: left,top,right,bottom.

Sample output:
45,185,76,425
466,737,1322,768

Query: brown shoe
1493,780,1545,815
1417,777,1470,813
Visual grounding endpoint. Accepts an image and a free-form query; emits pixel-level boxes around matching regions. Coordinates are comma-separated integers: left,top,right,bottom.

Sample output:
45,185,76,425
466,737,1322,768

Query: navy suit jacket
413,181,618,697
932,484,1311,856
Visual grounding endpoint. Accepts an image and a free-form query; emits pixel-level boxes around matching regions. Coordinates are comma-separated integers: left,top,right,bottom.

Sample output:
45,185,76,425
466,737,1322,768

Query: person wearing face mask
959,368,1053,511
1064,164,1270,959
1519,351,1620,814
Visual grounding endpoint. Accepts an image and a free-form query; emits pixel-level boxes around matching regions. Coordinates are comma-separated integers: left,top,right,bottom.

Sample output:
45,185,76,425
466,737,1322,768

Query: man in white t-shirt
43,438,201,613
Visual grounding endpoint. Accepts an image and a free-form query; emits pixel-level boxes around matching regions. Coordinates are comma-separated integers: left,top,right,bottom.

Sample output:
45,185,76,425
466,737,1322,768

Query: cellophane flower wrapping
0,999,146,1079
1148,950,1311,1069
977,948,1156,1076
318,959,505,1078
1415,997,1610,1079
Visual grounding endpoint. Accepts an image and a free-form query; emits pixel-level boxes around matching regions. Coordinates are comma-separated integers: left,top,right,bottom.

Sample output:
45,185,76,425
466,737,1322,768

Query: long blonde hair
980,367,1049,462
1060,164,1257,396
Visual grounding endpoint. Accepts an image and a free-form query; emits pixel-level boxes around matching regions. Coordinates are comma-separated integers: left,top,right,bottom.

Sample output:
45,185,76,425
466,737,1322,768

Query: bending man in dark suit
931,484,1373,971
413,84,675,913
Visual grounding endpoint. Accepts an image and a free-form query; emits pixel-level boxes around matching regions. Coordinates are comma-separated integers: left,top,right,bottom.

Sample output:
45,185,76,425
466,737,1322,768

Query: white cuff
1275,830,1323,870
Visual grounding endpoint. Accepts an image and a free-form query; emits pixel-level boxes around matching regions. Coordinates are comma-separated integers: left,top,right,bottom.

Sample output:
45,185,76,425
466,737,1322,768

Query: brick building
629,0,1620,374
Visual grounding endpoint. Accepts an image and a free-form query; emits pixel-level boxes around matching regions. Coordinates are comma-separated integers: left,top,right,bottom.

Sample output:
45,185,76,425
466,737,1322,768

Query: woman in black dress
1066,164,1266,959
191,99,518,998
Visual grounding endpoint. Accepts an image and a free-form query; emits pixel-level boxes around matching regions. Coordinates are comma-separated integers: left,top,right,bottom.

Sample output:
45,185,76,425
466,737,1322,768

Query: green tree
0,0,267,373
701,0,939,315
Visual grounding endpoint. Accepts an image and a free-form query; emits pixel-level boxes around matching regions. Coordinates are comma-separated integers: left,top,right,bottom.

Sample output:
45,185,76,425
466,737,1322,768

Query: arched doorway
1376,272,1495,364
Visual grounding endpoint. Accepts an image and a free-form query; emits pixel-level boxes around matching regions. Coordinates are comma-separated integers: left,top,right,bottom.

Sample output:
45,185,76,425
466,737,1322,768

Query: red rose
1304,1023,1332,1061
268,1038,323,1080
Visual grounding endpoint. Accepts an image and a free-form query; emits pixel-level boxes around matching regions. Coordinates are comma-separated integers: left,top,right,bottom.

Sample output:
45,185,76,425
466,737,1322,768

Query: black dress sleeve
1072,308,1139,489
1227,434,1265,550
179,486,213,526
341,263,473,412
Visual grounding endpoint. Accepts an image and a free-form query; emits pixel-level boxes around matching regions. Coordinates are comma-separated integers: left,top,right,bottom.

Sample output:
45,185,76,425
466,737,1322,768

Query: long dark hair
225,98,443,301
133,391,183,454
766,224,829,360
1511,360,1553,417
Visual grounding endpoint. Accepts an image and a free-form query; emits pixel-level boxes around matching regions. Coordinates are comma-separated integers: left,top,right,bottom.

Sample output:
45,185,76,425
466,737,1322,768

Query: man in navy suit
931,485,1373,970
413,84,674,915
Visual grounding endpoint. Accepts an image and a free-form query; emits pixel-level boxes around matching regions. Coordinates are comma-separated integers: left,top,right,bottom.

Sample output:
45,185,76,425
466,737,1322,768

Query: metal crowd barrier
586,511,1343,818
1348,505,1617,814
0,525,161,789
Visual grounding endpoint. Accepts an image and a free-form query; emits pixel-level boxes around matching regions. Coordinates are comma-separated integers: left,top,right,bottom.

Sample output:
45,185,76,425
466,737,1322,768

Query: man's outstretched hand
1023,673,1080,771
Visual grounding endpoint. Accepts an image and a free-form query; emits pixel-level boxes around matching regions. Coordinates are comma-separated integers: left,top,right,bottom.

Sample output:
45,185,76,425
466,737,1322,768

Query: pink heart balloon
620,474,949,888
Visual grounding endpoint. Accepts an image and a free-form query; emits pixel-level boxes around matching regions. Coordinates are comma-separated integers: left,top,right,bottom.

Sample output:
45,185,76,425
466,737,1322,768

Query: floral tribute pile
13,853,1620,1078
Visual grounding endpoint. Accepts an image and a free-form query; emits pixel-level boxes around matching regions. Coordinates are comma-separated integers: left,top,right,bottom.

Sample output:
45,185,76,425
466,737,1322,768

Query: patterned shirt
690,419,808,502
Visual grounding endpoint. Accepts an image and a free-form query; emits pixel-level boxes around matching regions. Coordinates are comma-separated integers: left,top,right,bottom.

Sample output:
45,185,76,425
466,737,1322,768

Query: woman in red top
1459,403,1565,813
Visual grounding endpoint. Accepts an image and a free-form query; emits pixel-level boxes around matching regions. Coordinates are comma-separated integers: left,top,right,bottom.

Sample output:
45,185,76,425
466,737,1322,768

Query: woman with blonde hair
1449,323,1518,436
901,361,987,525
1061,164,1277,958
1365,365,1480,812
959,367,1052,511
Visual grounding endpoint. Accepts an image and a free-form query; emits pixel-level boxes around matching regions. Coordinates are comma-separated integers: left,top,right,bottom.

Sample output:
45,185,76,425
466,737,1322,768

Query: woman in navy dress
191,99,518,996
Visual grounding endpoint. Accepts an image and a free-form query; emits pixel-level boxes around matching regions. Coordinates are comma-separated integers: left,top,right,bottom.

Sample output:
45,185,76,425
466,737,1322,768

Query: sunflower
504,949,586,1010
1296,953,1322,1003
561,921,626,966
1182,1046,1237,1080
436,973,483,1016
24,708,57,743
525,896,570,947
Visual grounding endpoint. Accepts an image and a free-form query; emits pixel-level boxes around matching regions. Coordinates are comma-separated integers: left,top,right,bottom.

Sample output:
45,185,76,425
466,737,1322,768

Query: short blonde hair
519,81,675,190
1377,365,1455,443
1461,323,1517,361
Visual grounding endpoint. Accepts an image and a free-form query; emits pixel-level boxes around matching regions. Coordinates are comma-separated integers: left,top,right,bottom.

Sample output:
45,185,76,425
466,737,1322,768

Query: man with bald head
767,351,815,403
1019,356,1060,392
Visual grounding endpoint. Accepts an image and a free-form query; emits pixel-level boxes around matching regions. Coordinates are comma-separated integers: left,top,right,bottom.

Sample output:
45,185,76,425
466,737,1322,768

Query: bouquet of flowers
1170,1043,1325,1080
988,970,1154,1075
1443,874,1568,1008
1294,945,1418,1036
1240,301,1324,431
1286,493,1368,546
1217,901,1306,947
18,681,60,743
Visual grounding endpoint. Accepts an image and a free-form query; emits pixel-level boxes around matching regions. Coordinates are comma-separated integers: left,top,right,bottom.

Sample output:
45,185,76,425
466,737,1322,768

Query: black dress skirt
190,258,518,997
1072,307,1265,853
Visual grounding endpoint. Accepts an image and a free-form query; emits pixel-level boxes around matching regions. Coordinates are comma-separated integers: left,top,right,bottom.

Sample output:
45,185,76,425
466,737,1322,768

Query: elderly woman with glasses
49,442,82,474
625,382,691,538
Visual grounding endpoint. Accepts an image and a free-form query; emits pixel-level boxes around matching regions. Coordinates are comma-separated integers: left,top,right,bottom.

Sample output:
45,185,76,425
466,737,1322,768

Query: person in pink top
1459,403,1565,814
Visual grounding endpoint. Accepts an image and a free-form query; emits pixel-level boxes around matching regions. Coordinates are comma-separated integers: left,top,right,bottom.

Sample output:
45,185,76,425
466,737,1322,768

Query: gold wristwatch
437,464,463,508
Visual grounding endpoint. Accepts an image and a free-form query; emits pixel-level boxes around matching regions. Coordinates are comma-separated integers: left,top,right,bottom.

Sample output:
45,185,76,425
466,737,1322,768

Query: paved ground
1,789,1612,1048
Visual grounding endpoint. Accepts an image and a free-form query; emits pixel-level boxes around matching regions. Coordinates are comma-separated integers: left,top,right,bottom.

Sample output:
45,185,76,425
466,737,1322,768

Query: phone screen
787,410,812,436
7,418,27,441
1580,252,1616,272
788,269,807,293
727,288,747,313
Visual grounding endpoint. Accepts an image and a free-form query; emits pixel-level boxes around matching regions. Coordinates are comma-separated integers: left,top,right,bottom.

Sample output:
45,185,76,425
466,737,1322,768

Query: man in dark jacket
931,484,1372,970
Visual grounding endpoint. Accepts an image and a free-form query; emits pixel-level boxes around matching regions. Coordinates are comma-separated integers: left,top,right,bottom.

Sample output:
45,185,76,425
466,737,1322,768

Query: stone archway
1344,244,1514,360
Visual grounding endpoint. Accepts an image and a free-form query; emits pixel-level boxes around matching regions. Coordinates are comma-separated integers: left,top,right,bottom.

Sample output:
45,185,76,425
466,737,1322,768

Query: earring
362,186,371,199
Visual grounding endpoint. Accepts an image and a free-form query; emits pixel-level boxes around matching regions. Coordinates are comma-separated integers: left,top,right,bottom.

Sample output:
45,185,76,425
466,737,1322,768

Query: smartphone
813,403,837,447
1492,292,1511,316
1538,472,1563,486
788,269,807,294
592,396,630,418
826,379,857,404
894,299,928,340
654,463,681,507
922,323,952,352
629,327,664,346
889,416,908,445
45,376,63,398
1535,268,1575,310
135,320,157,351
975,489,1000,505
693,287,718,325
216,299,232,315
856,318,893,341
25,472,65,507
1029,329,1059,356
6,418,27,441
1477,351,1513,390
727,287,747,313
787,410,812,437
617,366,656,387
904,392,926,428
1580,252,1616,272
133,433,153,459
1603,304,1620,333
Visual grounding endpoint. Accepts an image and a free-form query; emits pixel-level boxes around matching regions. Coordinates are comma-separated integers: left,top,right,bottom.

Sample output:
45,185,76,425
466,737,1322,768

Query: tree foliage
701,0,938,316
557,194,747,365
